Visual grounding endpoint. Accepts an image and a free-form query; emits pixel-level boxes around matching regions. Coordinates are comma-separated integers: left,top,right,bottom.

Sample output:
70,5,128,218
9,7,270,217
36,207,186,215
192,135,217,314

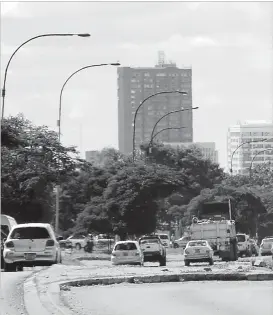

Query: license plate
145,253,153,256
195,249,200,253
123,253,128,256
25,253,36,260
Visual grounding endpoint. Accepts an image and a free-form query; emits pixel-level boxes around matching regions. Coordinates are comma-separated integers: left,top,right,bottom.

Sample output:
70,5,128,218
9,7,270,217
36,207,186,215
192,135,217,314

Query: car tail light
135,252,140,256
206,250,210,254
46,240,55,247
112,252,116,257
5,241,14,248
185,249,190,254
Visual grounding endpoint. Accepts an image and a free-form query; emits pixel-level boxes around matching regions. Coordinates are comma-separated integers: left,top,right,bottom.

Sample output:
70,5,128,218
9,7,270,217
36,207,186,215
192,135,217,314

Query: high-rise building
164,142,219,164
117,52,193,154
227,121,273,175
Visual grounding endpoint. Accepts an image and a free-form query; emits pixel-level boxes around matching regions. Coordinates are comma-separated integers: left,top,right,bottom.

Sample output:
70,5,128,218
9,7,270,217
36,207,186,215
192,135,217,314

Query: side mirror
57,236,63,241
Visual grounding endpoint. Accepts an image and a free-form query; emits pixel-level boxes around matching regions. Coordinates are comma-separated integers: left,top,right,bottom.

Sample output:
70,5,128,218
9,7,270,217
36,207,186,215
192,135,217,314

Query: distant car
236,233,251,257
184,240,214,266
3,223,62,272
249,239,259,256
173,236,191,249
66,234,87,250
111,241,143,266
139,235,166,266
260,237,273,256
1,215,17,267
155,234,170,247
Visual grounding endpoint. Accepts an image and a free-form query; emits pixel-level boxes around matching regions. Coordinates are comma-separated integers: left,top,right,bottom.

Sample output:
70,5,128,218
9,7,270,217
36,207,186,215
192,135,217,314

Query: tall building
164,142,219,164
227,121,273,175
117,52,193,154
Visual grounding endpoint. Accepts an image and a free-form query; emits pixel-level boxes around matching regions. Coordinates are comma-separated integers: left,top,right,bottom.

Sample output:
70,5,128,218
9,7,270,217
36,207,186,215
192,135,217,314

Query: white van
236,233,251,257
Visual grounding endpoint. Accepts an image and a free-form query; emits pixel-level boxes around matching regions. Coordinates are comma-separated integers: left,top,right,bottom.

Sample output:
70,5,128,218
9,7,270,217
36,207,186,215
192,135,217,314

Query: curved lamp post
249,148,273,178
55,62,120,234
230,138,272,175
1,33,91,119
148,126,186,153
132,91,187,162
150,106,199,145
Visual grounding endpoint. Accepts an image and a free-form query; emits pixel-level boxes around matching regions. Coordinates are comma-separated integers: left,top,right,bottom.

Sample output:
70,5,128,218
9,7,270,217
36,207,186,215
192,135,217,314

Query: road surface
62,281,273,315
0,270,30,315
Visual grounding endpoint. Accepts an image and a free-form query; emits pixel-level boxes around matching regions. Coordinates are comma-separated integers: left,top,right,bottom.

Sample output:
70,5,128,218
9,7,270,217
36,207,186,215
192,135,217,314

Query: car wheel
209,258,214,266
75,243,81,250
4,262,17,272
159,256,166,267
184,260,190,267
17,264,23,272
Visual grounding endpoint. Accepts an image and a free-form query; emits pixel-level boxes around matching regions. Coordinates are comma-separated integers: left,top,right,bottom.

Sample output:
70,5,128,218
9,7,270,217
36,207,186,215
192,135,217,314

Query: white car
155,234,170,247
260,237,273,256
111,241,144,266
3,223,62,272
66,234,87,250
173,236,191,249
184,240,214,266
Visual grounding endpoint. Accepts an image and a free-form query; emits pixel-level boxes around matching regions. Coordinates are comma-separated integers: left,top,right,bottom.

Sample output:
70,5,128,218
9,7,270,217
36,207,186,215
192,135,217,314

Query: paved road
0,270,31,315
62,281,273,315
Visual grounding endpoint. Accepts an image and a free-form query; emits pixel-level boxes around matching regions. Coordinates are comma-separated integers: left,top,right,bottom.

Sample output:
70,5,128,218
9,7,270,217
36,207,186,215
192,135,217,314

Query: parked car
66,234,87,250
139,235,166,266
1,215,17,267
249,239,259,256
173,236,191,249
111,241,143,266
184,240,214,266
3,223,62,272
155,234,170,247
236,233,251,257
260,237,273,256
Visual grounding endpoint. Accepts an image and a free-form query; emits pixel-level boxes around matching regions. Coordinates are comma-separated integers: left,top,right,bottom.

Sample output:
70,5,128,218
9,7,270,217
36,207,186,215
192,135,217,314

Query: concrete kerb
59,272,273,291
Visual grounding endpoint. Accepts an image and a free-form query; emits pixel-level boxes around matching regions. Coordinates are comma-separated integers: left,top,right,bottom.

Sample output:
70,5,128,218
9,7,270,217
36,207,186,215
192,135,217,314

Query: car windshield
159,235,169,240
140,239,159,244
188,241,207,247
237,235,246,242
115,242,137,251
10,227,50,239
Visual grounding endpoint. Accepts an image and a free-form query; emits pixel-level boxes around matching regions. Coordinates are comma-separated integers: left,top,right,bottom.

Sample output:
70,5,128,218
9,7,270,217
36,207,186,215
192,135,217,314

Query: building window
144,72,150,77
156,73,167,77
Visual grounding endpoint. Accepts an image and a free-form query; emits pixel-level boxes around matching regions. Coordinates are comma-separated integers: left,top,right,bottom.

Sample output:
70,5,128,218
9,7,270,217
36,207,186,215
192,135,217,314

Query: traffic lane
62,281,273,315
0,270,31,315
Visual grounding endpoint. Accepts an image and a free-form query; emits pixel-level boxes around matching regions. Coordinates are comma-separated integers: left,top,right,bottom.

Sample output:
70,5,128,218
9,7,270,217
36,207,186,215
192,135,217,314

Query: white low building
227,121,273,175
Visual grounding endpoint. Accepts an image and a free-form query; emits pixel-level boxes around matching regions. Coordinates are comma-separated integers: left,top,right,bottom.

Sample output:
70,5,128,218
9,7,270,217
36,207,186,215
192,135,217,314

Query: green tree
1,114,82,224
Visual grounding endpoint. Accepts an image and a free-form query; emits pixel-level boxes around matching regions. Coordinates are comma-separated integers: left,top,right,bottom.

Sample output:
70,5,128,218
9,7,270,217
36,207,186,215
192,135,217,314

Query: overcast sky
1,1,273,169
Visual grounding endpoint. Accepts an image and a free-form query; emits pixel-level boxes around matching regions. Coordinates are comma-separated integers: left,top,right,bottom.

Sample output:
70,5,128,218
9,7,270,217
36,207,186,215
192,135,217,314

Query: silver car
259,237,273,256
3,223,62,272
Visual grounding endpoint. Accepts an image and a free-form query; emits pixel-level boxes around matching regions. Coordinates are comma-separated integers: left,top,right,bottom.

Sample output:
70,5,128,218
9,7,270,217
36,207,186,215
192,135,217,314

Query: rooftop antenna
158,51,165,67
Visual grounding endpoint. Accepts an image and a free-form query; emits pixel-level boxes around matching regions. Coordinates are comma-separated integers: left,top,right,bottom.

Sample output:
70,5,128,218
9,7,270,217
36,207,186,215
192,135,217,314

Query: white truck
189,200,238,261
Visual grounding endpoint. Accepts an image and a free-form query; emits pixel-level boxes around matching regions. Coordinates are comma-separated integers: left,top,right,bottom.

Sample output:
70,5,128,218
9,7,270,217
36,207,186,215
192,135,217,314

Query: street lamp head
76,33,91,37
110,62,121,66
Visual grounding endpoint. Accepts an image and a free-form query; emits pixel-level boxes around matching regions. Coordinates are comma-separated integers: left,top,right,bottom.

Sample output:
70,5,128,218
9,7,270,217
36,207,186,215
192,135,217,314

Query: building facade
164,142,219,164
227,121,273,175
117,52,193,154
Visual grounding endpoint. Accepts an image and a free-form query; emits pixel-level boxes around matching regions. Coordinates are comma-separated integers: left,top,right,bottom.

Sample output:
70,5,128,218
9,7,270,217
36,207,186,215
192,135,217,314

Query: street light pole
150,106,199,145
249,148,273,178
148,127,186,154
132,91,187,162
1,33,91,119
230,138,273,175
55,62,120,234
